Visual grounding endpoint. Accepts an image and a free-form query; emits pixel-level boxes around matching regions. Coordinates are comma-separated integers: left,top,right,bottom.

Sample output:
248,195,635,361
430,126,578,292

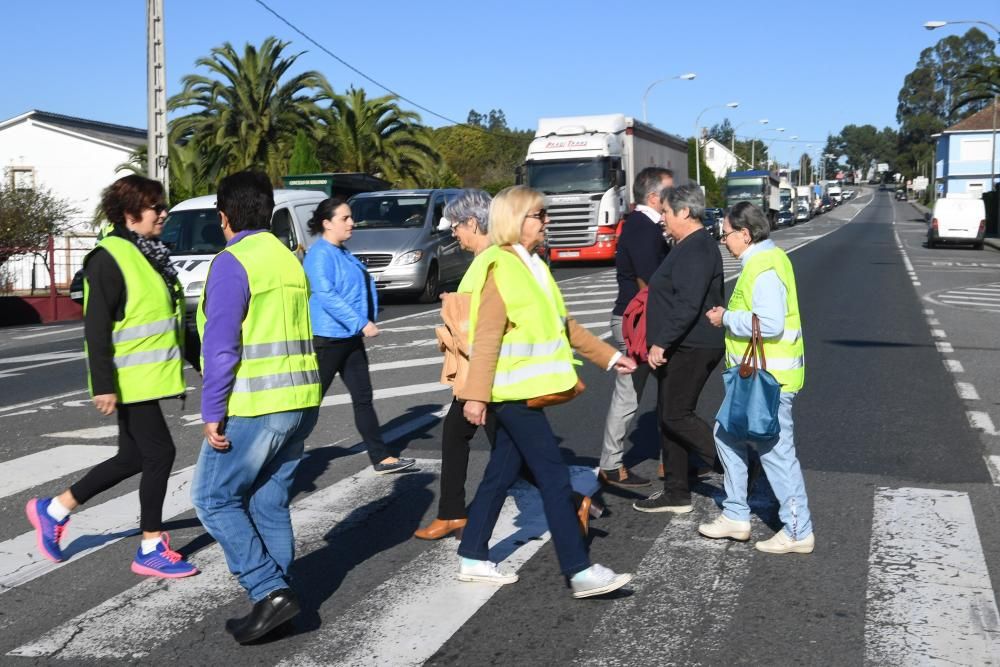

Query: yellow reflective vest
197,232,321,417
466,246,579,403
83,236,185,404
725,246,805,392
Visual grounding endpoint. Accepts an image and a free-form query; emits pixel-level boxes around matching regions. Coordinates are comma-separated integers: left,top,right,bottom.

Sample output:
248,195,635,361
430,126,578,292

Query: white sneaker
755,529,815,554
457,558,519,585
698,514,751,541
570,564,633,599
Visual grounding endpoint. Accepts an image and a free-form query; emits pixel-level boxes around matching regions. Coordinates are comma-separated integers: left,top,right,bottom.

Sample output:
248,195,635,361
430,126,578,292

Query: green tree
432,110,533,190
288,129,322,175
169,37,327,183
0,183,78,266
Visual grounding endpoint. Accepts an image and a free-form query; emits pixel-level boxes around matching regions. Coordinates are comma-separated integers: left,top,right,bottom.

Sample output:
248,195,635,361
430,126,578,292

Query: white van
927,196,987,250
161,188,327,322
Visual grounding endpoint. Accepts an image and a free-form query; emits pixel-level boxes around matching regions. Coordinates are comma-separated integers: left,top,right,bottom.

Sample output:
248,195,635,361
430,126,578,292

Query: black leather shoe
226,588,300,644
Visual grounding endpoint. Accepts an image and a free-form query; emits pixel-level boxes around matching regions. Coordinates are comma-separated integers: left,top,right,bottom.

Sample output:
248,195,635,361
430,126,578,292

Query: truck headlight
186,281,205,295
597,233,616,243
393,250,424,266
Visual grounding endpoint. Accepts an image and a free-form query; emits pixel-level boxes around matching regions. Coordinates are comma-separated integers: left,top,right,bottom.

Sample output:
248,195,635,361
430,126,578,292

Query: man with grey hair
598,167,673,488
634,182,725,513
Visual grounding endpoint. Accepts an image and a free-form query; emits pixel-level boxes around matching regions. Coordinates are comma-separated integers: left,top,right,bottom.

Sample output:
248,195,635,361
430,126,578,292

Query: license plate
560,251,580,258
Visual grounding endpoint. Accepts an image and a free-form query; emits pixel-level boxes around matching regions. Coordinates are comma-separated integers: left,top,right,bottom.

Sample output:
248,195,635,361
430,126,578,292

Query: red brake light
980,219,986,233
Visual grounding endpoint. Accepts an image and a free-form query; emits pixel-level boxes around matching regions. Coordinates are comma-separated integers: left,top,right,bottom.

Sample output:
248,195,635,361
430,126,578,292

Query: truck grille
545,201,597,247
355,253,393,270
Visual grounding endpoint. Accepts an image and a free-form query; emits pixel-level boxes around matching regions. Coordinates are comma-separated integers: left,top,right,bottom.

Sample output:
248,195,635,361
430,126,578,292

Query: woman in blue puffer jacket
303,198,415,474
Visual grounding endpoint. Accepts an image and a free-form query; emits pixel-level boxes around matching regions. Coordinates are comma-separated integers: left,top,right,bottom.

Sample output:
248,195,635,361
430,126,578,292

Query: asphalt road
1,188,999,665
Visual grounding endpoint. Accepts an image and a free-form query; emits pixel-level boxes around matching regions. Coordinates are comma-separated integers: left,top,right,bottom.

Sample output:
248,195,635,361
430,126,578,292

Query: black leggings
70,400,176,533
314,335,392,465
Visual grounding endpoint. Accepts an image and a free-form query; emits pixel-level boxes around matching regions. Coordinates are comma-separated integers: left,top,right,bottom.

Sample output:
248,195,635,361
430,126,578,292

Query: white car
927,196,986,250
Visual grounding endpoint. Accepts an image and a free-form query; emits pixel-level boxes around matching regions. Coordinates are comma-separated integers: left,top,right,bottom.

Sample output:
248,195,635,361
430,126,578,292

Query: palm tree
318,85,440,187
169,37,328,183
951,55,1000,114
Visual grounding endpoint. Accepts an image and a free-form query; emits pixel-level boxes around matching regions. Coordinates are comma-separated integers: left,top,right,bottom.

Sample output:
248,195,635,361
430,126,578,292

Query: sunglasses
149,203,168,214
525,209,548,221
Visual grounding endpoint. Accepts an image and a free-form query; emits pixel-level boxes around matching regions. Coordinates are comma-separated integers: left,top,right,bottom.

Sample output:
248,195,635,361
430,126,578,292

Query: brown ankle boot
413,518,467,540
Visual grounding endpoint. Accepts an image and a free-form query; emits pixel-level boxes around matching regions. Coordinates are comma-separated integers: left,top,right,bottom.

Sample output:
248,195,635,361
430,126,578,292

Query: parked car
703,207,723,239
841,190,855,200
164,188,328,323
794,205,810,223
894,189,907,201
927,196,986,250
777,209,795,227
346,189,477,302
820,196,833,213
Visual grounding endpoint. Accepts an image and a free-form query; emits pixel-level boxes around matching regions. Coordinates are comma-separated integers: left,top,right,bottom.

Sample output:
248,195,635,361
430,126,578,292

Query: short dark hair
307,197,348,235
633,167,674,204
727,201,770,242
216,171,274,233
101,175,164,228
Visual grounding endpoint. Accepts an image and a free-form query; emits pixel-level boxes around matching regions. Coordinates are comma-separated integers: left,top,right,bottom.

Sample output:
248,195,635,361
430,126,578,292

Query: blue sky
1,0,995,162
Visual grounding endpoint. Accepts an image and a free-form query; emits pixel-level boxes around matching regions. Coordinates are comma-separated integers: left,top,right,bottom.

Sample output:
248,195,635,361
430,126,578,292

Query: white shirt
635,204,662,225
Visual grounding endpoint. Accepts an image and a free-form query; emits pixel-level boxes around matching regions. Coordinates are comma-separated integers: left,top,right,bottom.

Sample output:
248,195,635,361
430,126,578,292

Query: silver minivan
346,189,475,302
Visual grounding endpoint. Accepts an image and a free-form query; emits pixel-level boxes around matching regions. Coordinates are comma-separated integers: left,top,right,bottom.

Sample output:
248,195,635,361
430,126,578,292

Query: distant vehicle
777,209,795,227
841,190,855,200
820,195,833,213
828,184,843,204
164,188,328,322
894,189,907,201
795,186,812,213
725,170,782,229
703,207,723,239
927,196,986,250
346,189,476,302
521,114,688,263
794,205,810,223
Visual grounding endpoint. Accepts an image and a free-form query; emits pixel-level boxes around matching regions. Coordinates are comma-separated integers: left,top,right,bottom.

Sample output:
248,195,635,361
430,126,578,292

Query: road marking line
0,351,81,365
0,445,117,501
7,460,444,659
368,356,442,372
967,411,999,436
943,359,964,373
923,309,935,315
956,382,980,401
563,297,616,307
377,324,436,334
936,342,954,353
12,326,83,340
0,390,88,414
42,426,118,440
568,308,613,317
926,318,940,325
985,456,1000,486
0,355,86,377
930,329,946,338
864,487,1000,665
912,281,922,286
321,382,447,408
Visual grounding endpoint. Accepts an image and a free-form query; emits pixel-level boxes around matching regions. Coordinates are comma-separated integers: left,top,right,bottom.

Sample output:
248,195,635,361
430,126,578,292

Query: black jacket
613,209,669,316
646,227,724,351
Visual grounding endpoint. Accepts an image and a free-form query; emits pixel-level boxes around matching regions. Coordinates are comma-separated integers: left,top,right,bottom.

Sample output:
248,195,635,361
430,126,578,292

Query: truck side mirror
437,216,452,233
616,169,627,188
515,165,524,185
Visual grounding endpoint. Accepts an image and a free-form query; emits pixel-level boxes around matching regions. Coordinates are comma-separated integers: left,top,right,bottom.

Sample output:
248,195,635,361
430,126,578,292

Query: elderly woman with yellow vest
191,171,322,643
701,201,814,554
455,185,637,599
25,175,197,578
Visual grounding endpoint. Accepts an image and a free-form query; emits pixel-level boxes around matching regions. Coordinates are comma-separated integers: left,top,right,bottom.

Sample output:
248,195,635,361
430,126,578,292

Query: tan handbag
525,377,586,409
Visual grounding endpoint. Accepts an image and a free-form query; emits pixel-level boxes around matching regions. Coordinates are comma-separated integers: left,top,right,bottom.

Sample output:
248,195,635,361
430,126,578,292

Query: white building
0,110,145,291
702,138,743,181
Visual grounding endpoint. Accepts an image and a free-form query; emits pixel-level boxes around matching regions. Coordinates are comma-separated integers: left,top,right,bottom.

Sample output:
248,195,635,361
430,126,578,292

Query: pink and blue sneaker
130,532,199,579
25,497,69,562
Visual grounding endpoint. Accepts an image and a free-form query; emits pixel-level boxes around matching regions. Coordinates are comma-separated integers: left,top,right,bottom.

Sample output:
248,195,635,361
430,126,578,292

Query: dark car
820,196,833,213
702,207,723,239
777,209,795,227
894,189,907,201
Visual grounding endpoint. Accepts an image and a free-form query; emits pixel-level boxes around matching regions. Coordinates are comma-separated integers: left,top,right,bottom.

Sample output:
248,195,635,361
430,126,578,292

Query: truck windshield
524,159,612,195
161,209,226,255
726,180,764,202
349,196,430,229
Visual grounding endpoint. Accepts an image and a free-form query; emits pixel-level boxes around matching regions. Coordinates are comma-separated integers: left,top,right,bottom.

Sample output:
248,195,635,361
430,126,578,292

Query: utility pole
147,0,168,201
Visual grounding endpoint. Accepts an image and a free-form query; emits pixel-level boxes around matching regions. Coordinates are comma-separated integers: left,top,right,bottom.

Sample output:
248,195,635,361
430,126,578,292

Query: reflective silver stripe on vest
231,369,321,394
111,317,176,344
729,328,801,345
113,346,181,369
727,354,804,371
499,339,566,358
241,339,314,361
493,361,575,388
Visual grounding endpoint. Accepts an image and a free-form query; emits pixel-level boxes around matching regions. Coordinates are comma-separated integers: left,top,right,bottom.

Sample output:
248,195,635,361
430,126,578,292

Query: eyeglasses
525,209,548,221
149,203,168,214
451,218,471,231
720,229,742,242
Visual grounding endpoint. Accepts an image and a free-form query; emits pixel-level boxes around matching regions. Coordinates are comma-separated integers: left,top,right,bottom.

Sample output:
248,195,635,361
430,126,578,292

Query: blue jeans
191,408,318,602
714,392,813,540
458,401,590,577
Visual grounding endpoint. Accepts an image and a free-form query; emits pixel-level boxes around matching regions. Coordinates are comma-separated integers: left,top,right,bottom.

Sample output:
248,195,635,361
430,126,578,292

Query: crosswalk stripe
564,297,615,307
320,382,448,408
42,426,118,440
277,479,551,667
7,460,444,660
0,445,118,501
864,487,1000,664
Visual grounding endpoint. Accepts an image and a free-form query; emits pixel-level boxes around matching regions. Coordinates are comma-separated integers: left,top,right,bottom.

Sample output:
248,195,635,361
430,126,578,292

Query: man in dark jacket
634,183,725,513
599,167,673,488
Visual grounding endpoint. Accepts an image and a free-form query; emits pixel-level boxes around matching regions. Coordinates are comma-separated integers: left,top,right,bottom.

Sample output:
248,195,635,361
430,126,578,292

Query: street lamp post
750,119,770,168
641,73,696,123
695,101,739,185
756,128,785,170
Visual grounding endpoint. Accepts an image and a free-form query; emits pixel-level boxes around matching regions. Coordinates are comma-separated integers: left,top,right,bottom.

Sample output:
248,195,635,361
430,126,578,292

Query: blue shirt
722,240,788,338
303,237,378,339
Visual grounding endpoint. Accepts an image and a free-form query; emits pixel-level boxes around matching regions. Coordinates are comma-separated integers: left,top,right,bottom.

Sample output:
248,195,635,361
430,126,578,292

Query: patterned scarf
124,229,181,299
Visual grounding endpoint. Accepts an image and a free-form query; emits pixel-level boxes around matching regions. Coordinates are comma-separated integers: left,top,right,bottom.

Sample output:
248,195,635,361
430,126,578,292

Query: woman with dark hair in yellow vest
25,175,197,578
701,201,813,554
455,185,637,599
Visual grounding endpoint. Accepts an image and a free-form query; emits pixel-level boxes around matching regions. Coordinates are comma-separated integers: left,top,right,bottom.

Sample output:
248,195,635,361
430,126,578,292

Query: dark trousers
458,402,589,577
70,400,176,533
656,346,724,502
438,398,497,520
314,335,392,465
